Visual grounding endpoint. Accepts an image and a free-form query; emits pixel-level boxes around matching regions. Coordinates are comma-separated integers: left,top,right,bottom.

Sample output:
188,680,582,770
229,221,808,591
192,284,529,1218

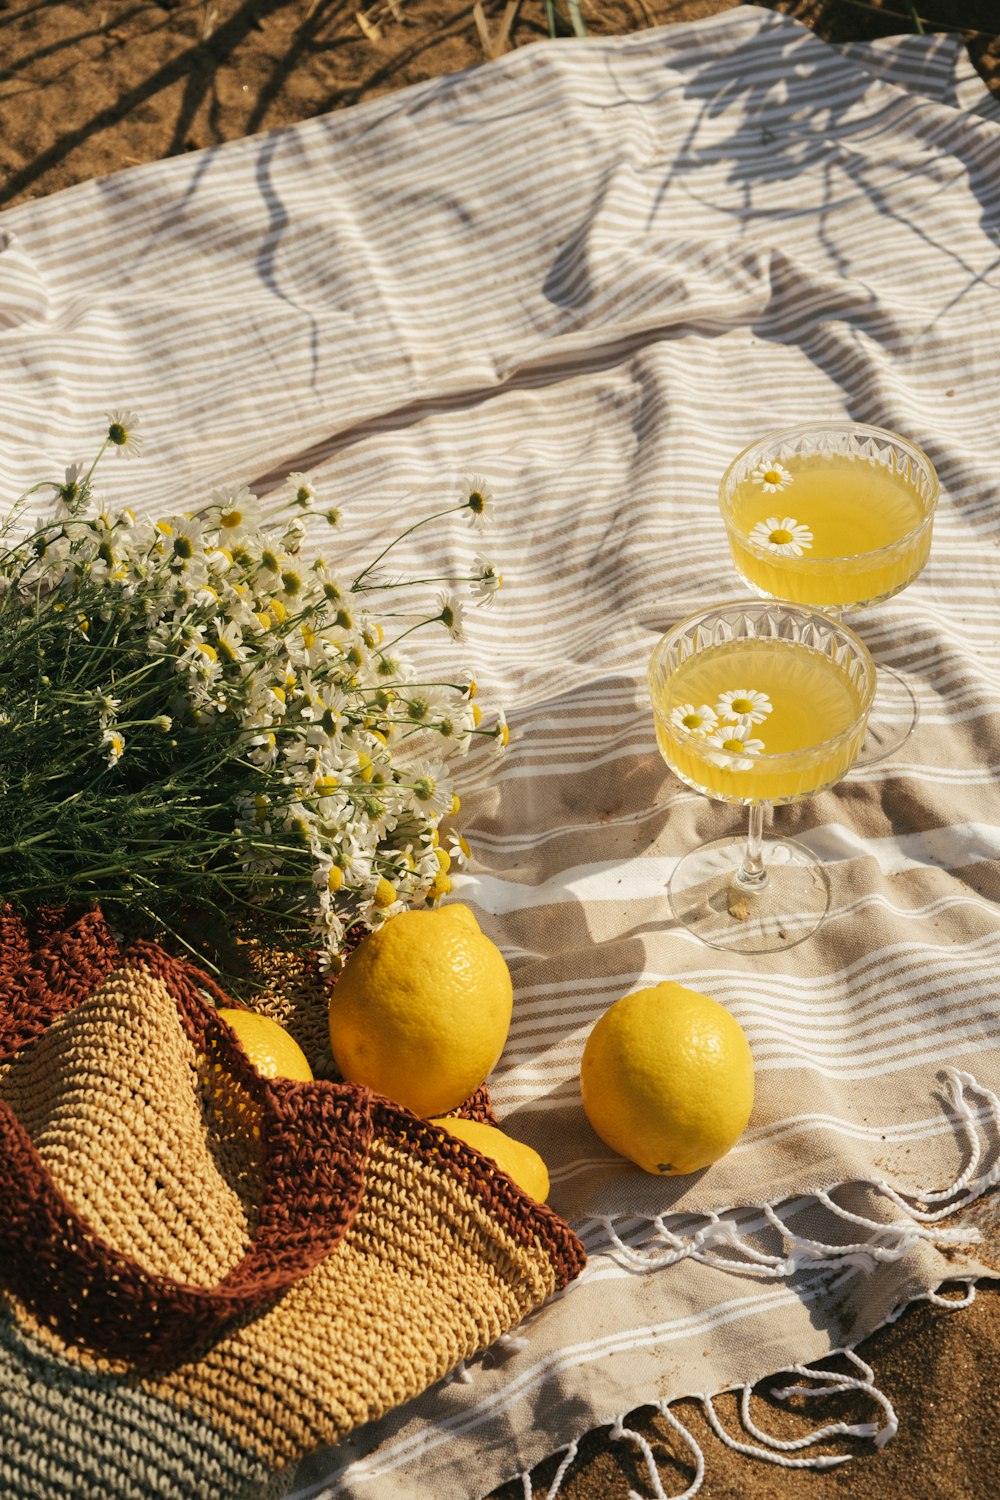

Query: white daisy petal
461,475,495,531
714,688,772,725
750,460,793,494
703,721,766,771
437,592,465,641
748,516,813,557
105,409,142,459
670,703,718,735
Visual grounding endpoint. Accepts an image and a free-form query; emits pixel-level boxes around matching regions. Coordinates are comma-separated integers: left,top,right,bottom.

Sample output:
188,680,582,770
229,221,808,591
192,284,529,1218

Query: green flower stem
377,618,441,654
80,437,111,491
353,574,485,591
350,504,468,590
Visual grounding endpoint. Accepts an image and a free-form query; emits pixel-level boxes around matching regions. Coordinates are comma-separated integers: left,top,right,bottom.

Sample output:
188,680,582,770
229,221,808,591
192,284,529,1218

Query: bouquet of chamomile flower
0,411,505,972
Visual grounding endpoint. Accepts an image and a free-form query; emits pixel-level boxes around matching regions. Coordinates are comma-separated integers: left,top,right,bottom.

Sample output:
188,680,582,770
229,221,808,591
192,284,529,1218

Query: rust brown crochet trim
0,1076,373,1369
0,906,122,1059
455,1082,499,1126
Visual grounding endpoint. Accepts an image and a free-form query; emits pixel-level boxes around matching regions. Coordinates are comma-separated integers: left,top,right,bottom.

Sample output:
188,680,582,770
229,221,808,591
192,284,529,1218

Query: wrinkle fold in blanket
0,233,54,331
0,8,998,1500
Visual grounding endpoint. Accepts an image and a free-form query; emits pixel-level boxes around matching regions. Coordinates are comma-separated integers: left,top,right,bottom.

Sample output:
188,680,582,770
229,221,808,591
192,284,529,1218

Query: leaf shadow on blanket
535,22,1000,544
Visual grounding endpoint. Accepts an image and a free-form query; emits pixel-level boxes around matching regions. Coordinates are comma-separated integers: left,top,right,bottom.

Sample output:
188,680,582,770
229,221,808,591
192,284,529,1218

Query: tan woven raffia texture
0,908,585,1498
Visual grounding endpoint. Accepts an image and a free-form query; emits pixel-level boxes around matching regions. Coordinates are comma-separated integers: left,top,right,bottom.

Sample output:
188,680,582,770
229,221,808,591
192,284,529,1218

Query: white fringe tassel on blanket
508,1067,995,1498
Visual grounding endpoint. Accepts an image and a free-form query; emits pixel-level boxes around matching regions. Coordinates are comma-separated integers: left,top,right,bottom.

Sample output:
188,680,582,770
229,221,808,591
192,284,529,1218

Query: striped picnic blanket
2,8,999,1497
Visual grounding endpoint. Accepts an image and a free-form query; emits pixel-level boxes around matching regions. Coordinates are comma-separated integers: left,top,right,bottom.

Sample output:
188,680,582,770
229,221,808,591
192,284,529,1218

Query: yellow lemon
216,1009,313,1083
328,903,513,1117
580,982,754,1176
429,1117,550,1203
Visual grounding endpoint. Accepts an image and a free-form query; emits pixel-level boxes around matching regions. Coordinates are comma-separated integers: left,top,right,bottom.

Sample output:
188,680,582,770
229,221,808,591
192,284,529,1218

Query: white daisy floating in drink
749,516,814,557
670,703,718,735
714,688,772,725
750,460,793,493
703,720,766,773
721,424,939,613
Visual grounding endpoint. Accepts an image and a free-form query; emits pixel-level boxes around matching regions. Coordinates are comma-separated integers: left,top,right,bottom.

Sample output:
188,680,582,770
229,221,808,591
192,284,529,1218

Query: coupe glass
718,421,939,762
648,600,876,954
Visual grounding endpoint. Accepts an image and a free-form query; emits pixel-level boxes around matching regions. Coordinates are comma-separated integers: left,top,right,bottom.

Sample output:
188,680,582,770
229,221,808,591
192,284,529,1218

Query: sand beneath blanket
2,2,999,1496
488,1282,1000,1499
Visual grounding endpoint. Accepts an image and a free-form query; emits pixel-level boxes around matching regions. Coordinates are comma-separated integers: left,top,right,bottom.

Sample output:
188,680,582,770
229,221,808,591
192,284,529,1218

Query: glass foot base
853,664,919,767
668,834,831,954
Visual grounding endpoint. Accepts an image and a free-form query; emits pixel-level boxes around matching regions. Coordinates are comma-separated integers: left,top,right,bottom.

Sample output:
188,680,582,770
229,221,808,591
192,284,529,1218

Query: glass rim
647,599,877,767
718,420,940,565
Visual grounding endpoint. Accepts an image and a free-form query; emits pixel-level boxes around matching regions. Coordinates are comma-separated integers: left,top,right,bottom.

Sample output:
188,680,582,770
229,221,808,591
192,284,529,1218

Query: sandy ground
0,1,997,210
2,2,1000,1497
488,1286,1000,1498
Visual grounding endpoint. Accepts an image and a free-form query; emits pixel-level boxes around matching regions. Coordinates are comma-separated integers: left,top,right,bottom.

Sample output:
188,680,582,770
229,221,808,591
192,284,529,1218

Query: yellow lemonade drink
653,636,870,804
721,448,937,610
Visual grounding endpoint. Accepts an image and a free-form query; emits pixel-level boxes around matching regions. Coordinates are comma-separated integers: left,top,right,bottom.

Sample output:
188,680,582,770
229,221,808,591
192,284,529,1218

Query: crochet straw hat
0,907,585,1500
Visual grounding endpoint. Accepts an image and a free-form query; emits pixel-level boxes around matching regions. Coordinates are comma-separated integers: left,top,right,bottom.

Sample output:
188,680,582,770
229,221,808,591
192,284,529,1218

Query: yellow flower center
769,528,793,546
763,469,783,485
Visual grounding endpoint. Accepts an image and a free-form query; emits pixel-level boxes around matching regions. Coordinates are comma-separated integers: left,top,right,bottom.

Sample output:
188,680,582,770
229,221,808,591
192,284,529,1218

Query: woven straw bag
0,907,585,1500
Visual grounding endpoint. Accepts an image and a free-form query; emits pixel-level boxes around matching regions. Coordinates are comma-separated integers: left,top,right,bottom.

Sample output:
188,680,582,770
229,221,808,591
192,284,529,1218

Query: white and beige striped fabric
2,8,1000,1498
